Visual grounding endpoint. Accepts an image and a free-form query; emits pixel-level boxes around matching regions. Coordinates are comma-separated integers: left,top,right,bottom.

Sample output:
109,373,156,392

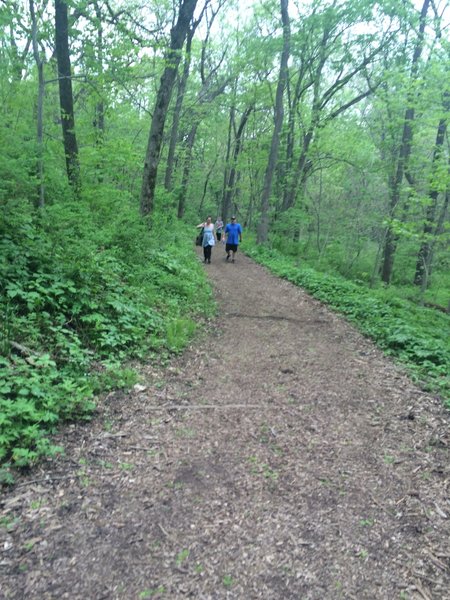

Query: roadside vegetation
0,195,213,481
246,241,450,405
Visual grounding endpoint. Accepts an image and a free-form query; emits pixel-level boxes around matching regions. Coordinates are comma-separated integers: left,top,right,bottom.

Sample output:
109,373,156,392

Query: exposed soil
1,248,449,600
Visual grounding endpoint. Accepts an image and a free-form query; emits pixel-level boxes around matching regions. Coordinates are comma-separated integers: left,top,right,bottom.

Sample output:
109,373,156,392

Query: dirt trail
1,249,449,599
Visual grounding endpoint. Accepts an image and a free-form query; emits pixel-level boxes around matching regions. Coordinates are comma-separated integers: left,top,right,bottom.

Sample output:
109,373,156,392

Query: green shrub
0,193,212,472
166,318,197,353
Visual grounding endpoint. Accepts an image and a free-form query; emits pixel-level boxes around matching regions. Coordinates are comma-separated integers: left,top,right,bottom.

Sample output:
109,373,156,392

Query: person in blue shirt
224,215,243,263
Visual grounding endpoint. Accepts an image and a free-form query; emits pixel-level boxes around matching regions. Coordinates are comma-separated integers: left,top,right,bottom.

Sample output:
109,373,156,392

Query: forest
0,0,449,480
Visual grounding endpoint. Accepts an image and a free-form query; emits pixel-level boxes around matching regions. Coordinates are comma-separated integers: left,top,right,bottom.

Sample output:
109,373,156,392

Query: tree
140,0,199,217
29,0,46,206
257,0,290,244
380,0,431,284
413,90,450,289
280,1,394,214
55,0,81,194
175,0,229,218
164,9,206,192
92,0,105,140
222,104,254,222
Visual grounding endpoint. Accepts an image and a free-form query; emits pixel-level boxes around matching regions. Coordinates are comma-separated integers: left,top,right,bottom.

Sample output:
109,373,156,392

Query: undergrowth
245,244,450,405
0,193,213,482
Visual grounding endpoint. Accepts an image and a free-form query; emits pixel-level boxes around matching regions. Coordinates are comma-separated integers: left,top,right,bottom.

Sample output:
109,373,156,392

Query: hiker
215,217,224,242
197,216,215,264
224,215,243,263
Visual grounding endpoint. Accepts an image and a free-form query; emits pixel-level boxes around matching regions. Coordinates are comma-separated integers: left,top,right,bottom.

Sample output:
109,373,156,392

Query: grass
222,575,234,588
176,549,189,567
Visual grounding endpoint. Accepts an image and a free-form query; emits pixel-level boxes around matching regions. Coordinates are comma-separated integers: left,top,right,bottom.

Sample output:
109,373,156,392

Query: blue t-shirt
225,223,242,245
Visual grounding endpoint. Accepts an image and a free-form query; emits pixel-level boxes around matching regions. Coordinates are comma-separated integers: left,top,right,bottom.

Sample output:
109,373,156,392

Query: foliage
0,193,213,475
246,244,450,404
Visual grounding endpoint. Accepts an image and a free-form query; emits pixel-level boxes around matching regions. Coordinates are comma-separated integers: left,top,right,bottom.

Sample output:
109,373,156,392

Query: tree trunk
176,84,228,218
55,0,81,195
199,154,218,214
29,0,45,207
380,0,430,284
164,27,195,192
140,0,198,217
282,129,313,211
93,1,105,140
36,60,45,207
222,105,253,223
418,183,449,298
282,24,329,212
177,122,199,219
221,101,235,219
414,92,449,286
257,0,290,244
92,1,105,183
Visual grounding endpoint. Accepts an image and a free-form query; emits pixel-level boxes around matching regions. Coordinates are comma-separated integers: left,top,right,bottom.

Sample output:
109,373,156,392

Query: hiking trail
1,250,449,599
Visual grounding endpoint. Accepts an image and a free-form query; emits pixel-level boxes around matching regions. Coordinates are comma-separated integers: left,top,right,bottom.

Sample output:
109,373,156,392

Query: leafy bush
0,193,213,474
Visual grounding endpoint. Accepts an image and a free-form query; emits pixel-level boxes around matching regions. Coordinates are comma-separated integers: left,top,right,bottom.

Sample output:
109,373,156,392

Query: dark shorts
226,243,238,253
216,232,222,241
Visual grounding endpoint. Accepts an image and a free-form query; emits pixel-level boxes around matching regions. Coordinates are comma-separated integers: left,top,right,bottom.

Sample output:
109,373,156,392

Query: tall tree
280,3,392,213
164,6,206,192
140,0,198,217
221,102,235,216
380,0,430,284
257,0,290,244
222,104,254,222
175,0,229,218
176,55,229,220
29,0,45,206
55,0,81,194
413,90,450,288
164,28,195,193
93,0,105,140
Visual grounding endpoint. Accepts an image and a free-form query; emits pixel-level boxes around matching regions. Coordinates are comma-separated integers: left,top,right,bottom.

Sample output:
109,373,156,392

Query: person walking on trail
215,217,224,242
224,215,242,263
197,216,215,264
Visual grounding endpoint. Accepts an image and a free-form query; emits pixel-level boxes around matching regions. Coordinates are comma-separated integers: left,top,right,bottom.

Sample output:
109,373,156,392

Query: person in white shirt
196,216,215,263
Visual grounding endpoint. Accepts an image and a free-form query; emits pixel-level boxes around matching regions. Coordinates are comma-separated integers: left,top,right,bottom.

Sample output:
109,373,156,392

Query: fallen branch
414,579,433,600
158,522,170,538
15,473,81,488
98,431,128,438
412,571,442,586
145,404,261,410
10,341,39,365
